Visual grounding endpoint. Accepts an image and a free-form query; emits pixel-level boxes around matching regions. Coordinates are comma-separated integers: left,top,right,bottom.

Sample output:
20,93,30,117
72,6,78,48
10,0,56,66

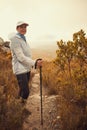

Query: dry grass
0,49,29,130
0,44,87,130
42,60,87,130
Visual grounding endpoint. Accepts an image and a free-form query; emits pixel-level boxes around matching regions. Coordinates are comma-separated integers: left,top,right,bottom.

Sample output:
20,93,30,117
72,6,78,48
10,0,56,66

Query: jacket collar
16,33,26,42
15,33,21,39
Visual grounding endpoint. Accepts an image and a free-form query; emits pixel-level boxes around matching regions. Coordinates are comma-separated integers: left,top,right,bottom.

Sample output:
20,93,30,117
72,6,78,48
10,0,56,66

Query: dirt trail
23,73,61,130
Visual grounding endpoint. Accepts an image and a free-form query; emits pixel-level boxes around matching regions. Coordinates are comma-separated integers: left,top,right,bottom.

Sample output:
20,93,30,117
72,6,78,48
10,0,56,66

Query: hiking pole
40,66,43,125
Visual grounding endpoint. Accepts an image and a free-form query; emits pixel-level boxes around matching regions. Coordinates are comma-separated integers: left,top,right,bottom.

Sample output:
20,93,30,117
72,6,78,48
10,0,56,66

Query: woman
10,21,42,103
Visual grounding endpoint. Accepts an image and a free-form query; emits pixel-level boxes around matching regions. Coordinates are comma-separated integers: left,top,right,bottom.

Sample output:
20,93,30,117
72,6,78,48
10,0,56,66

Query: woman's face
16,24,27,35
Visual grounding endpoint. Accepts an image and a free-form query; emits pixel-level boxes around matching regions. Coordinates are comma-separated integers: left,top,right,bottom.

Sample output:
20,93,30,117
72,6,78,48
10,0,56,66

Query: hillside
31,48,56,60
0,45,60,130
30,41,57,60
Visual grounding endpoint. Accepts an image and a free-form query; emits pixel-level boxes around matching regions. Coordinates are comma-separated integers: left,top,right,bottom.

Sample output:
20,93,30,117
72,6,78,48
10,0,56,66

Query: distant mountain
31,41,57,60
30,41,58,50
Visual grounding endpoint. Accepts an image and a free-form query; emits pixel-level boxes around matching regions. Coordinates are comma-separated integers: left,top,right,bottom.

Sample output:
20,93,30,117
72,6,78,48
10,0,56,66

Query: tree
73,29,87,69
55,40,75,80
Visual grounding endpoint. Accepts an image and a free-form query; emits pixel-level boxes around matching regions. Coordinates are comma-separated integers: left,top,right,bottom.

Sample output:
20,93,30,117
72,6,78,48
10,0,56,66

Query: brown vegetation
0,29,87,130
0,48,28,130
42,30,87,130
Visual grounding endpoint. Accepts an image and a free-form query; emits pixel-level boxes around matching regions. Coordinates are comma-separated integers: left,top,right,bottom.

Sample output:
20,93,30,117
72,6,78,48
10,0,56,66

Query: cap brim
16,21,29,27
21,23,29,26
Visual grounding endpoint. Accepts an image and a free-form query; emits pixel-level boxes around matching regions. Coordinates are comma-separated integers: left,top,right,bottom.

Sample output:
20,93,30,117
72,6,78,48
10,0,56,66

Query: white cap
16,21,29,27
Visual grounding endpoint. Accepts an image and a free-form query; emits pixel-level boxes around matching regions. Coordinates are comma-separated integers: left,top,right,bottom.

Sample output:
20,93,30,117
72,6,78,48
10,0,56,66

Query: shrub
0,50,28,130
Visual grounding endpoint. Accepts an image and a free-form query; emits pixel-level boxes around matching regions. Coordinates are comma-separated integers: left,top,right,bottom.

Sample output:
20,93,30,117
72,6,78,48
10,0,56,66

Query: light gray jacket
10,34,35,75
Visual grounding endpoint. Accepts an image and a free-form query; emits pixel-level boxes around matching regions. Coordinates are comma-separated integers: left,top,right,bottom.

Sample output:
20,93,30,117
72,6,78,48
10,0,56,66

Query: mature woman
10,21,42,103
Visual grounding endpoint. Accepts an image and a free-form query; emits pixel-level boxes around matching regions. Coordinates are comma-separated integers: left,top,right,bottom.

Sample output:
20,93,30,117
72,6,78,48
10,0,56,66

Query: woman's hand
37,59,43,68
35,58,43,69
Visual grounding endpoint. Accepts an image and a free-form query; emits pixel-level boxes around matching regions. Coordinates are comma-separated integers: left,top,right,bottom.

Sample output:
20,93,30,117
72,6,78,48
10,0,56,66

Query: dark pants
16,72,30,99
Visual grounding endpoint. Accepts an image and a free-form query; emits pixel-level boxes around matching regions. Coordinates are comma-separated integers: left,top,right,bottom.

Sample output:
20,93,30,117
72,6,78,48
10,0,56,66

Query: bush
0,50,28,130
42,60,87,130
0,88,24,130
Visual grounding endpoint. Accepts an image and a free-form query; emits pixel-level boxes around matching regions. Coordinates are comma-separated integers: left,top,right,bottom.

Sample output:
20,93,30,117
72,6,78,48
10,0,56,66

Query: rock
44,95,48,98
49,110,52,114
57,116,61,119
4,42,10,48
32,127,38,130
43,128,47,130
37,107,39,111
0,37,4,45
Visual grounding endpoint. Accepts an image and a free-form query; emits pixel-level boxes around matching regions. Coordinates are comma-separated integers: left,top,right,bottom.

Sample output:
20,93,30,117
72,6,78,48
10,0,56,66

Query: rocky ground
23,73,61,130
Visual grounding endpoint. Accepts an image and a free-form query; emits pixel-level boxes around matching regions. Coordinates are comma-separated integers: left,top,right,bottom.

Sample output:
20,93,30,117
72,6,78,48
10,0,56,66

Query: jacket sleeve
10,37,35,68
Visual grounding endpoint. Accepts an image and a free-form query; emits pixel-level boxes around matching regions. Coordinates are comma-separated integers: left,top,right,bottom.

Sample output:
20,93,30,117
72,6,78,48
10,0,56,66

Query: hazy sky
0,0,87,46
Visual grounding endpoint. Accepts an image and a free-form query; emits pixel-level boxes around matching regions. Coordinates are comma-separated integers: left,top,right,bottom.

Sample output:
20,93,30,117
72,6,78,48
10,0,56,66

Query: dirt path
23,73,61,130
